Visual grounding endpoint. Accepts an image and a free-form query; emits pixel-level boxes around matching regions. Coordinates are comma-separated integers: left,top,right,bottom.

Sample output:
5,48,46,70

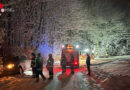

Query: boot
48,76,53,80
35,78,39,82
42,77,46,81
71,71,74,74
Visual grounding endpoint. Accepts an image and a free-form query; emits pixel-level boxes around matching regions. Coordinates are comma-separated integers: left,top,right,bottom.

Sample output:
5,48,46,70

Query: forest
0,0,130,59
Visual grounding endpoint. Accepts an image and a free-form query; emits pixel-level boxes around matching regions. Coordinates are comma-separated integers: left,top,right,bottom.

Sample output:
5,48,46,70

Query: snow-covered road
0,56,130,90
0,68,103,90
45,71,102,90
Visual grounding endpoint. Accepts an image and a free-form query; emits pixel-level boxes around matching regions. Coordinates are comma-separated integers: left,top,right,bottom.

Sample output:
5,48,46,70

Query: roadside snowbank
88,56,130,90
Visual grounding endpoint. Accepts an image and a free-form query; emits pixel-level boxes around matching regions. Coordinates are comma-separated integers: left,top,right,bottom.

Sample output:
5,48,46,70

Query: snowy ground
0,68,103,90
0,56,130,90
87,55,130,90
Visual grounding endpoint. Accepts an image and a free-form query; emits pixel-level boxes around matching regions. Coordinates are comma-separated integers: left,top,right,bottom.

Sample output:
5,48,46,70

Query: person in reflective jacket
61,54,67,73
35,53,46,82
31,53,36,78
46,54,54,80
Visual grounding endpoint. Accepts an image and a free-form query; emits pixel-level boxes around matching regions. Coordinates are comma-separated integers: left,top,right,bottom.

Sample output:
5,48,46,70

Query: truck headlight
7,64,15,69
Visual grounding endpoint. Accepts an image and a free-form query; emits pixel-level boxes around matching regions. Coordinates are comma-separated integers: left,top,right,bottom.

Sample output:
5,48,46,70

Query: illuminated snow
24,70,32,76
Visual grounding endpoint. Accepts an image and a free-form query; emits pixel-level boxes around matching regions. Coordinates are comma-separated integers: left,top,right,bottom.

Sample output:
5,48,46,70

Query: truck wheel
19,67,24,76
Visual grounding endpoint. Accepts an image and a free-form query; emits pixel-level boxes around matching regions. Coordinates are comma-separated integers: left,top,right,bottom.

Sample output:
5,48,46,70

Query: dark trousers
71,65,74,73
32,67,36,77
62,65,66,73
49,69,53,79
36,70,46,80
87,64,91,75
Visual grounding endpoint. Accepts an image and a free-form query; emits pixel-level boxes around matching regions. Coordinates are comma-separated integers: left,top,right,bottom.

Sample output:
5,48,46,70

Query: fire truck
61,44,80,68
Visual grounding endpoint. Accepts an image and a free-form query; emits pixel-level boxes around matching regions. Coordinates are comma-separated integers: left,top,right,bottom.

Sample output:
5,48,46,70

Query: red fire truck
61,44,80,68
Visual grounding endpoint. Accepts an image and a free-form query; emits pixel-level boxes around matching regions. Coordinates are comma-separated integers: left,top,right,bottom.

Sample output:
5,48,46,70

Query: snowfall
0,56,130,90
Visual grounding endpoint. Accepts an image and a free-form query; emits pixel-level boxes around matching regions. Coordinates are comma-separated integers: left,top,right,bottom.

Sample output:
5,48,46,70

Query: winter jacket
86,55,91,65
31,57,36,68
46,58,54,71
61,57,67,66
36,57,43,71
70,55,74,64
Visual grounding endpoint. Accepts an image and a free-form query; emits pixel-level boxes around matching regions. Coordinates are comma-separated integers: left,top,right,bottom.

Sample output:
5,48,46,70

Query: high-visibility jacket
46,58,54,71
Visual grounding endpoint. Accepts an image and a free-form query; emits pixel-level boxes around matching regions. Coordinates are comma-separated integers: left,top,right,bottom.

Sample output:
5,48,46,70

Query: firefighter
31,53,36,78
86,53,91,76
70,54,74,74
35,53,46,82
46,54,54,80
61,54,67,73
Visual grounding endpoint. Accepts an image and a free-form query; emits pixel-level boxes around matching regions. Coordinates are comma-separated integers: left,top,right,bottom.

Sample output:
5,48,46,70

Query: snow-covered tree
1,0,130,59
